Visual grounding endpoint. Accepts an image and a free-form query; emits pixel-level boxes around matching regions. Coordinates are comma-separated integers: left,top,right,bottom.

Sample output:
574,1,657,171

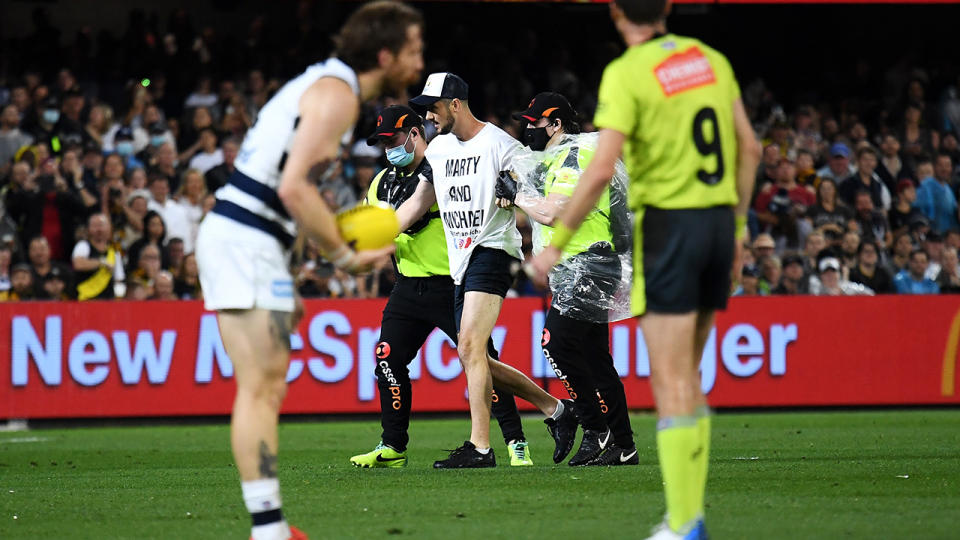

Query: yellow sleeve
366,169,386,205
547,167,580,198
593,59,636,137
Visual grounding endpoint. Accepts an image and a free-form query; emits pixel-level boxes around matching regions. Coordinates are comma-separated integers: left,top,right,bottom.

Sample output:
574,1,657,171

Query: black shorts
383,275,498,359
635,206,734,315
454,246,518,334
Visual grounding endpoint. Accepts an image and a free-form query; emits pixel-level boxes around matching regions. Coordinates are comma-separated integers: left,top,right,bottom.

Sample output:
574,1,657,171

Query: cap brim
511,111,538,122
365,132,395,146
409,95,440,111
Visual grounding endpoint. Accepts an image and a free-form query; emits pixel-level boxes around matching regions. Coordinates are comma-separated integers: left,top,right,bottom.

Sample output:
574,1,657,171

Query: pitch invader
404,73,579,468
528,0,760,537
194,2,422,539
349,105,535,468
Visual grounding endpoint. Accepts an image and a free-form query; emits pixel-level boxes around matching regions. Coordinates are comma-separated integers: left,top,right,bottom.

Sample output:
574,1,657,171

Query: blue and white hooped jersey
213,58,359,248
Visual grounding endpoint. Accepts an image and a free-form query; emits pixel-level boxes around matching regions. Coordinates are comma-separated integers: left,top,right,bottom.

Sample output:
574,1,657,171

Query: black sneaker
586,443,639,466
568,427,612,466
433,441,496,469
544,399,579,464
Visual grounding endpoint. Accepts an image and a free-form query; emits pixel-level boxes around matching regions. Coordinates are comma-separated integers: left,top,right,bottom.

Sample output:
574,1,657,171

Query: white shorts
196,212,295,313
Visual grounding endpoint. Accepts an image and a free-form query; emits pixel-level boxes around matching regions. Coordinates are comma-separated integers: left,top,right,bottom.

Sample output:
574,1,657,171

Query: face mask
43,109,60,125
151,135,166,147
116,141,134,156
386,131,415,167
524,125,550,151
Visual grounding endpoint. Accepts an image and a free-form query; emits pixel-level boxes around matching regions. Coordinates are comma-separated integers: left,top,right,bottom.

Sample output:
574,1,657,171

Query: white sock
476,447,491,454
243,479,289,540
549,399,565,420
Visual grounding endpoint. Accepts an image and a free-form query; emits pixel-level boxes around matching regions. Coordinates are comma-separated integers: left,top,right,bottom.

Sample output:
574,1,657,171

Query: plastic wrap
510,132,634,323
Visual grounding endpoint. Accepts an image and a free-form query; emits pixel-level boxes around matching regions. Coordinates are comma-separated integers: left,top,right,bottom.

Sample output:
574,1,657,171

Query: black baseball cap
115,126,134,141
409,72,469,112
512,92,575,124
365,105,422,146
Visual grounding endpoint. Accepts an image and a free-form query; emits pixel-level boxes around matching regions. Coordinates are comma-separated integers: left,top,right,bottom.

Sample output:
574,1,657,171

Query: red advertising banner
1,296,959,419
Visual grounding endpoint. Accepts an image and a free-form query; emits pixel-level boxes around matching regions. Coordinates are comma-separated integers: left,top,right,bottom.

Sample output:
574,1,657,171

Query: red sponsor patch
541,328,551,347
653,46,716,97
376,341,391,359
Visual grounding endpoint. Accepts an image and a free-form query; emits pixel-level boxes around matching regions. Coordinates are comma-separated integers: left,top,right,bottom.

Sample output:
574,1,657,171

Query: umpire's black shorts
634,206,735,316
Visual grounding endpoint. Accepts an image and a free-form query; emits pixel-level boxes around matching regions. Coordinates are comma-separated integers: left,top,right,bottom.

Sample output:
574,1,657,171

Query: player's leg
456,289,500,449
218,308,295,540
691,309,716,517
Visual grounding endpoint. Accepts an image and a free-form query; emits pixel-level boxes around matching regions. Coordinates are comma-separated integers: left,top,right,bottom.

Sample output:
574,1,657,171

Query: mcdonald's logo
942,306,960,397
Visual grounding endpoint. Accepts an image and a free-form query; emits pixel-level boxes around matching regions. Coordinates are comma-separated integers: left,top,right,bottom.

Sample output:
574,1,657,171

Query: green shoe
350,442,407,468
508,440,533,467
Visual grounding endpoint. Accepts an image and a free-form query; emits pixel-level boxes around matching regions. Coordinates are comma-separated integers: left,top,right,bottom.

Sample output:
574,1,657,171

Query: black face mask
523,125,550,151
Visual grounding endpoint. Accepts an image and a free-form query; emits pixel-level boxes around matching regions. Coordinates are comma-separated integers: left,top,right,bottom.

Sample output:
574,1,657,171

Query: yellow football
335,202,400,251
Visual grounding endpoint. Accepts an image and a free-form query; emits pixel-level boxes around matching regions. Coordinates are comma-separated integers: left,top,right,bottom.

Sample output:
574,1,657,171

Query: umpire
350,105,532,468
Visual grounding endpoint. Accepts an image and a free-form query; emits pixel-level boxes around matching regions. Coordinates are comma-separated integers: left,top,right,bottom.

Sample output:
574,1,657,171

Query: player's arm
513,192,569,226
394,179,437,232
277,78,392,271
733,97,760,234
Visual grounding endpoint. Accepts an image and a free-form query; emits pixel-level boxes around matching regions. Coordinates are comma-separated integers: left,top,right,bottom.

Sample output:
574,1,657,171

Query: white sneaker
644,518,708,540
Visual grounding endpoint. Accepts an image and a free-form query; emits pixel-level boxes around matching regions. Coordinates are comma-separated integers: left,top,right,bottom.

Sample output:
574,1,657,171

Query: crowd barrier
2,296,959,419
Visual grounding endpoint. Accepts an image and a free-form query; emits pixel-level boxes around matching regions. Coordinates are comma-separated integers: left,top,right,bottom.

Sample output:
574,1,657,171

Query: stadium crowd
1,5,959,302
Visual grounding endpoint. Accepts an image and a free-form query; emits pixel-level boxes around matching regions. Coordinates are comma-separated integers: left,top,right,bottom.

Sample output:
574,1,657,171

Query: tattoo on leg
269,310,291,352
258,440,278,478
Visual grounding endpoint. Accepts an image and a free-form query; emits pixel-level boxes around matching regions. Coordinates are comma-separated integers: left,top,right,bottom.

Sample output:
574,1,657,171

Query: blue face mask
43,109,60,124
116,141,134,156
385,131,415,167
151,135,166,147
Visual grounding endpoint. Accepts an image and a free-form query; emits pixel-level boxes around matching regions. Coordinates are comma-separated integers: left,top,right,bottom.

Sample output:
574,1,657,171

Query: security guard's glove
495,170,518,204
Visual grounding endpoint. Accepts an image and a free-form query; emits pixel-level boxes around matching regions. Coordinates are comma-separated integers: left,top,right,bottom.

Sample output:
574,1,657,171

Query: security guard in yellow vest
349,106,531,468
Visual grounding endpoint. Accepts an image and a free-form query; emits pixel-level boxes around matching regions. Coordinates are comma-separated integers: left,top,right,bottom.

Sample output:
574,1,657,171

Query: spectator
174,168,206,250
848,241,894,294
187,127,223,174
810,255,874,296
122,189,150,249
888,179,923,236
320,160,358,210
806,177,852,233
113,126,146,170
752,233,776,260
83,104,114,149
151,270,177,300
732,264,765,296
128,243,162,295
899,101,938,165
795,149,819,188
149,143,179,189
816,142,855,184
853,190,892,250
183,76,218,111
772,252,808,294
915,153,960,234
124,279,150,300
946,230,960,251
27,235,72,295
942,133,960,174
923,232,944,280
72,213,124,300
0,104,34,177
204,136,238,192
754,156,816,250
60,148,99,211
174,252,201,299
840,230,861,271
146,174,192,253
755,143,780,188
936,246,960,293
39,265,69,300
2,263,35,301
5,158,85,260
126,210,167,274
165,237,185,275
887,232,914,275
894,249,939,294
803,230,826,274
178,106,214,161
875,134,910,193
759,255,781,294
29,96,62,153
839,146,891,210
0,244,11,294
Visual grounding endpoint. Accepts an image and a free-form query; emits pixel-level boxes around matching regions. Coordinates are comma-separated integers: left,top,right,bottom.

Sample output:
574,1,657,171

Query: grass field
1,410,958,539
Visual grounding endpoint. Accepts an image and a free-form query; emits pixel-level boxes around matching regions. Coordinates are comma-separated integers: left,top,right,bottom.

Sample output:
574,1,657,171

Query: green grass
0,410,958,539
